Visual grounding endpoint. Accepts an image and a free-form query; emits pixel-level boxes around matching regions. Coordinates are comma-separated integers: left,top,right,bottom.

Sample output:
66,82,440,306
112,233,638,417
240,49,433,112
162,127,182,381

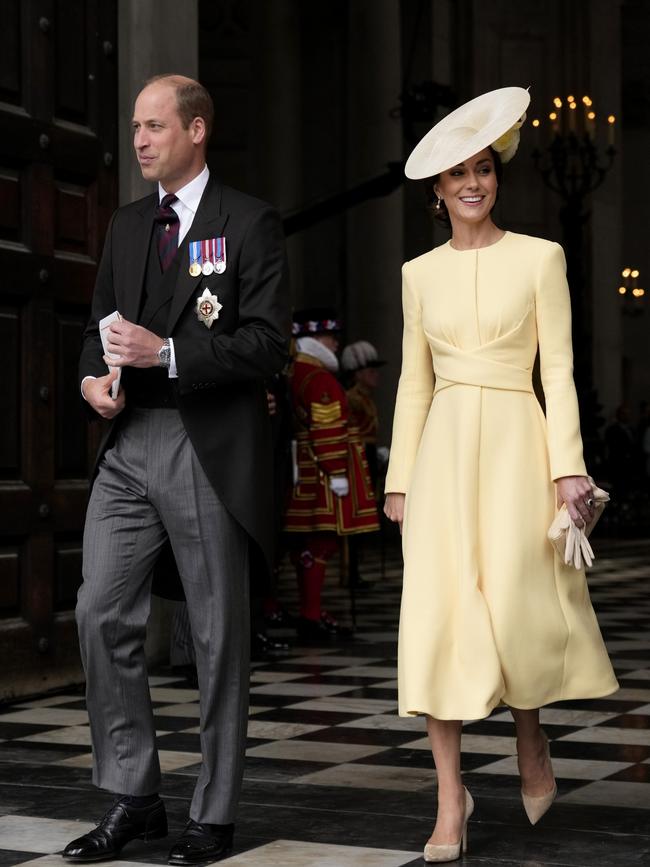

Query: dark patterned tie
154,193,180,272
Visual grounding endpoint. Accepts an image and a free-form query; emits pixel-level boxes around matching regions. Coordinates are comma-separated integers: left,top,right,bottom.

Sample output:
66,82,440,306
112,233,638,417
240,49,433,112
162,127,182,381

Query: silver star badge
196,287,223,328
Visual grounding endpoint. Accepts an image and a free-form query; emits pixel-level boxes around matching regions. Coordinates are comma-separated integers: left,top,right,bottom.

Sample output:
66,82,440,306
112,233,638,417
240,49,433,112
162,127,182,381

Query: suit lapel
168,179,230,334
122,195,157,323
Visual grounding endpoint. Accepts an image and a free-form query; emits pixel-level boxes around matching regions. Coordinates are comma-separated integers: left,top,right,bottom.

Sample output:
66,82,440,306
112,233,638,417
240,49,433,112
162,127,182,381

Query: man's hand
82,371,125,419
104,319,164,368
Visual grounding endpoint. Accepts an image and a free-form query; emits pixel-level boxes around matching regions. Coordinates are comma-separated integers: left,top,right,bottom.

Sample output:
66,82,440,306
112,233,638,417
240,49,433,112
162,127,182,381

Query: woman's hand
384,492,406,533
556,476,595,528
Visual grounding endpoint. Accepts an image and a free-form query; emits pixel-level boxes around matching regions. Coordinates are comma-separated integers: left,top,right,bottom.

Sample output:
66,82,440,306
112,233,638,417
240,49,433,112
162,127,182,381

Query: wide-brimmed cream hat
405,86,530,179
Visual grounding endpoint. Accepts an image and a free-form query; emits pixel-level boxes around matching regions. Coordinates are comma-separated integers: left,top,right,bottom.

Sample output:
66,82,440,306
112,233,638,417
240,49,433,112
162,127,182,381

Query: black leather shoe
168,820,234,864
251,630,291,660
320,610,354,637
264,607,297,628
62,797,167,862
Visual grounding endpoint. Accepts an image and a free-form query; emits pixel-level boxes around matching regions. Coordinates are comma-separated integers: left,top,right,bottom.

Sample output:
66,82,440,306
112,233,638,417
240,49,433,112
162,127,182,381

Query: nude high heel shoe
423,787,474,863
521,734,557,825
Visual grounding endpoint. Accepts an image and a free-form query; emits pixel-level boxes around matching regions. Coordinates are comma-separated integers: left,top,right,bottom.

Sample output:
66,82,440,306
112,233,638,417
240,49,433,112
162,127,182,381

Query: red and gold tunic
346,383,379,445
284,353,379,535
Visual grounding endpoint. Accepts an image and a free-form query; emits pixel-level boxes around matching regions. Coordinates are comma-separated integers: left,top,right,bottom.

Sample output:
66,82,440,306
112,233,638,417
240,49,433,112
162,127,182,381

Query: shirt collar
158,164,210,212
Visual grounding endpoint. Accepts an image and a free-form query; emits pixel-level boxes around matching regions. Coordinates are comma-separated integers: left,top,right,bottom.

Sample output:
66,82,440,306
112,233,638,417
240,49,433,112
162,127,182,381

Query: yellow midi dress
385,231,618,720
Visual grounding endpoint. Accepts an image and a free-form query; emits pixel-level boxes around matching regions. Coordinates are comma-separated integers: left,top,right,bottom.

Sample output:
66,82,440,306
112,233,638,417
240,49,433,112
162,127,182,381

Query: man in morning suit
63,74,291,864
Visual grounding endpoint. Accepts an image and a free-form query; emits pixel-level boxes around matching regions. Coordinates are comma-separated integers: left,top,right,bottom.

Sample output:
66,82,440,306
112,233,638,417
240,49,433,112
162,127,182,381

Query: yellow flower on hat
491,113,527,163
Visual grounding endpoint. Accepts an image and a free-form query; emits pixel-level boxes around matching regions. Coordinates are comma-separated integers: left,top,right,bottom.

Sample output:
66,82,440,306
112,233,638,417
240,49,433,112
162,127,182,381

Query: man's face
316,333,339,354
132,82,204,191
356,367,380,390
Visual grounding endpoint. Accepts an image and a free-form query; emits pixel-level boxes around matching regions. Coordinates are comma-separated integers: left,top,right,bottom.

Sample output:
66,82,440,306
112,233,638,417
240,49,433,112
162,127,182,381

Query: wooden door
0,0,117,700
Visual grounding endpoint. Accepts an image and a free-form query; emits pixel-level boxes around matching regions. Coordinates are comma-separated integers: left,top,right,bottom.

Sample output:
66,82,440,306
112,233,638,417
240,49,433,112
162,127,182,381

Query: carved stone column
117,0,199,205
250,0,303,300
344,0,404,443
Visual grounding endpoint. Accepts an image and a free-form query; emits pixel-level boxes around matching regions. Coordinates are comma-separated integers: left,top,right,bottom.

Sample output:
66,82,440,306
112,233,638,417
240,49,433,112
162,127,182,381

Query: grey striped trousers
76,408,249,824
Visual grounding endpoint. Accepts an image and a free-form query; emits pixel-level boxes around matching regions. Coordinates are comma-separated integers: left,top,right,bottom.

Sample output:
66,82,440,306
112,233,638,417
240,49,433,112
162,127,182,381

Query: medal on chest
189,236,227,277
188,240,202,277
214,236,226,273
196,287,223,328
201,238,214,275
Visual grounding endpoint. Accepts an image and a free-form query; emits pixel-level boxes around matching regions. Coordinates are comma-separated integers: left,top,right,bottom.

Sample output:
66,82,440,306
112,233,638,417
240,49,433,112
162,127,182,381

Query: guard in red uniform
341,340,387,589
284,309,379,640
342,340,386,486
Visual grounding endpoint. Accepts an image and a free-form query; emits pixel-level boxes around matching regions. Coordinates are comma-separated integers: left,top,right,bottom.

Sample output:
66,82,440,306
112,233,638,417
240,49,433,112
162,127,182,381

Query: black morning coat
79,176,292,596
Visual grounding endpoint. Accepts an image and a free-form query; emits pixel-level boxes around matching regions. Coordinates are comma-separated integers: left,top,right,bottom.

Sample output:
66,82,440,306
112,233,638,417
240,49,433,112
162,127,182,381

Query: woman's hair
427,147,503,227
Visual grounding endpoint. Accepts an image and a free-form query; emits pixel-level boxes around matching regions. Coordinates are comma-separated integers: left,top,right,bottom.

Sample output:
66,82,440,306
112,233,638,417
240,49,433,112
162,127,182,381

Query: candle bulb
568,101,577,132
586,110,596,140
532,118,540,146
607,114,616,146
552,97,562,134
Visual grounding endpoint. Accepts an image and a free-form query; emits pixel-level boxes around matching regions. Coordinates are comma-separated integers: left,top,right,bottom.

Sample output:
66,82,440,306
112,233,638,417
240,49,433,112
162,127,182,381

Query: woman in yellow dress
383,87,617,863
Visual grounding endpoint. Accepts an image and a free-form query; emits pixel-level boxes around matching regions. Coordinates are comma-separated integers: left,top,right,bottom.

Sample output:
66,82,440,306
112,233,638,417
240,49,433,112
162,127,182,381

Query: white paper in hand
99,311,123,399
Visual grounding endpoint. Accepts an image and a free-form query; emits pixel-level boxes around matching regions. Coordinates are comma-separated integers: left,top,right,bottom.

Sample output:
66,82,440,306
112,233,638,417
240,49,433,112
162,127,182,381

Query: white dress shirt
160,164,210,376
161,162,210,246
82,165,210,397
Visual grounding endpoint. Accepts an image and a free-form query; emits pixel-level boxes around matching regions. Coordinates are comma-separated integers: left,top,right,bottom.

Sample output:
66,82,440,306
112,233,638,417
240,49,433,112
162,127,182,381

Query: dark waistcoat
124,225,181,407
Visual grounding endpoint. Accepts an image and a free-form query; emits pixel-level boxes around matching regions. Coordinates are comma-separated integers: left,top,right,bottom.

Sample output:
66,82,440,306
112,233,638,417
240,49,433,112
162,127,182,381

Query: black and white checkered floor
1,539,649,865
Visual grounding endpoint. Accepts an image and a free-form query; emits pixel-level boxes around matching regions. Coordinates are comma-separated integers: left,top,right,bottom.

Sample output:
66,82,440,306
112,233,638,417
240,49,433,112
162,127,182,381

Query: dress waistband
432,341,533,395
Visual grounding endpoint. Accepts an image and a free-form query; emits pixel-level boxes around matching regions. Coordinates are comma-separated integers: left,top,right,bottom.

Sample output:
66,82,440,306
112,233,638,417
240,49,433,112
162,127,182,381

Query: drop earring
435,196,442,210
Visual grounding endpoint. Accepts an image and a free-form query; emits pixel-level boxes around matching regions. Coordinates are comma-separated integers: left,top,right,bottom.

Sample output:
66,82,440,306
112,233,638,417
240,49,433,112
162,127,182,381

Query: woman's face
434,148,498,227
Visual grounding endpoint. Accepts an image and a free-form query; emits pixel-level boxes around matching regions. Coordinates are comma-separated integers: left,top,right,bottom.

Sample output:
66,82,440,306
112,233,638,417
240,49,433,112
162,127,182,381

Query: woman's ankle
436,782,465,803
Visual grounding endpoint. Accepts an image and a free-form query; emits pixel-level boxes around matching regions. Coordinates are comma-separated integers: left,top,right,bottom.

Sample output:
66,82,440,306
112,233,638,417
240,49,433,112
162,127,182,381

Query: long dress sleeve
385,262,435,493
535,242,587,481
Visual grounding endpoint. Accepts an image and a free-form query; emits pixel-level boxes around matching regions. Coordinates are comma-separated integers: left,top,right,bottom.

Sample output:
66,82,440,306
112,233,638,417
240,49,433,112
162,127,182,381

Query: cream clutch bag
547,477,610,569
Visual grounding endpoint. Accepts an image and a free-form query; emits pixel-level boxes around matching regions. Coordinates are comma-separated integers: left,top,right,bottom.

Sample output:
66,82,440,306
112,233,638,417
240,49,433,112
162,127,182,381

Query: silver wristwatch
157,339,171,368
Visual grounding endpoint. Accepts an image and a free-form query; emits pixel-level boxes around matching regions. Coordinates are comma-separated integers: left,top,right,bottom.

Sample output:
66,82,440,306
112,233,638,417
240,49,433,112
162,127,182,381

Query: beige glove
548,477,610,570
565,519,596,569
